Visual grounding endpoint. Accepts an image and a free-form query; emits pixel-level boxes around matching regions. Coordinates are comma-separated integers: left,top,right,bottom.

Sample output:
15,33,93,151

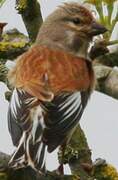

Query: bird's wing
43,91,89,152
8,88,46,170
8,88,39,146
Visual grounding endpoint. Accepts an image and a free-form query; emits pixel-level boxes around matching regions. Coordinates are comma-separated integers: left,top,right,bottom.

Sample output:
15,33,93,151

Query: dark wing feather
8,88,36,146
43,91,88,152
8,88,46,170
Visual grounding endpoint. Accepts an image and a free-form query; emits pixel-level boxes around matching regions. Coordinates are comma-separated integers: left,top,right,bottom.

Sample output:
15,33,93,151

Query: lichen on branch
15,0,43,42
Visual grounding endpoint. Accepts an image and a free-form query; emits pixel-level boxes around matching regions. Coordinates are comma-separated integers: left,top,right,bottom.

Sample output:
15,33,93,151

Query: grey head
36,2,107,58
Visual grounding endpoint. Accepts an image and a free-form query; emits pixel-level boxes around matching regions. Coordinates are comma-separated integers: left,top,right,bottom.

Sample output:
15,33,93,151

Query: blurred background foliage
84,0,118,46
0,0,6,8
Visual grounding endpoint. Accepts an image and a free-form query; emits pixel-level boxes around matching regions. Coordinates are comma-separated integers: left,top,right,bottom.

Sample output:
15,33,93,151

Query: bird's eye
72,18,81,25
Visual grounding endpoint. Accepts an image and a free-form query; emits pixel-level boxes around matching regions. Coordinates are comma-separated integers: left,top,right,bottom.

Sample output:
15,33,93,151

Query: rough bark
0,29,30,60
94,64,118,100
58,125,93,179
15,0,43,42
93,51,118,67
1,151,118,180
0,62,8,83
0,146,90,180
0,162,74,180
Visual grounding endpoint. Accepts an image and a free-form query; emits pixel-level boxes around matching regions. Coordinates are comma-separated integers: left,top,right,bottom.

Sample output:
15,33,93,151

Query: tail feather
9,132,47,173
34,142,47,171
8,101,47,173
26,134,47,173
9,132,28,169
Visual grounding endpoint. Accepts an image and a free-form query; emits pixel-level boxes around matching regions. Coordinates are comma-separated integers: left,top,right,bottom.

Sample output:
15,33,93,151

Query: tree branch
0,29,30,60
94,64,118,100
1,151,118,179
93,51,118,67
58,125,93,179
15,0,43,42
0,152,76,180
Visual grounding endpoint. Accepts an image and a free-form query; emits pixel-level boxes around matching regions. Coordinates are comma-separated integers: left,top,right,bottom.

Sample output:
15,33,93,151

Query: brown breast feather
8,45,94,101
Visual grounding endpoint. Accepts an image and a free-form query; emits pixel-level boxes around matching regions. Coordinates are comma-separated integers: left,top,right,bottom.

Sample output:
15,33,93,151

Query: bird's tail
9,133,47,174
26,134,47,174
9,131,28,169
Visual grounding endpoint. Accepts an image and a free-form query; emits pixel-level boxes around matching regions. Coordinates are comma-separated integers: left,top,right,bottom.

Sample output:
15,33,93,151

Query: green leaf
0,0,6,8
103,0,117,4
84,0,100,6
84,0,104,24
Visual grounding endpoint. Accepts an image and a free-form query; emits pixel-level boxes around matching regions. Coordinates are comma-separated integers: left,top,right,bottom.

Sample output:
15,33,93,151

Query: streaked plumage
7,2,107,174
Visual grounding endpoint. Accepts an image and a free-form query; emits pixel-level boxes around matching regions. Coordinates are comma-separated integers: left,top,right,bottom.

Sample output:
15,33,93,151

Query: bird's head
37,3,107,57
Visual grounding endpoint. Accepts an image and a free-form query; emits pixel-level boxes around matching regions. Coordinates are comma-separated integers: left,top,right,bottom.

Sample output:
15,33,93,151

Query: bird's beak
90,21,108,36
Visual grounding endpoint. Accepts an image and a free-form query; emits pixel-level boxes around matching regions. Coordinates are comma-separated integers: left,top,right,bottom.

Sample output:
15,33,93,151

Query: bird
7,2,107,174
